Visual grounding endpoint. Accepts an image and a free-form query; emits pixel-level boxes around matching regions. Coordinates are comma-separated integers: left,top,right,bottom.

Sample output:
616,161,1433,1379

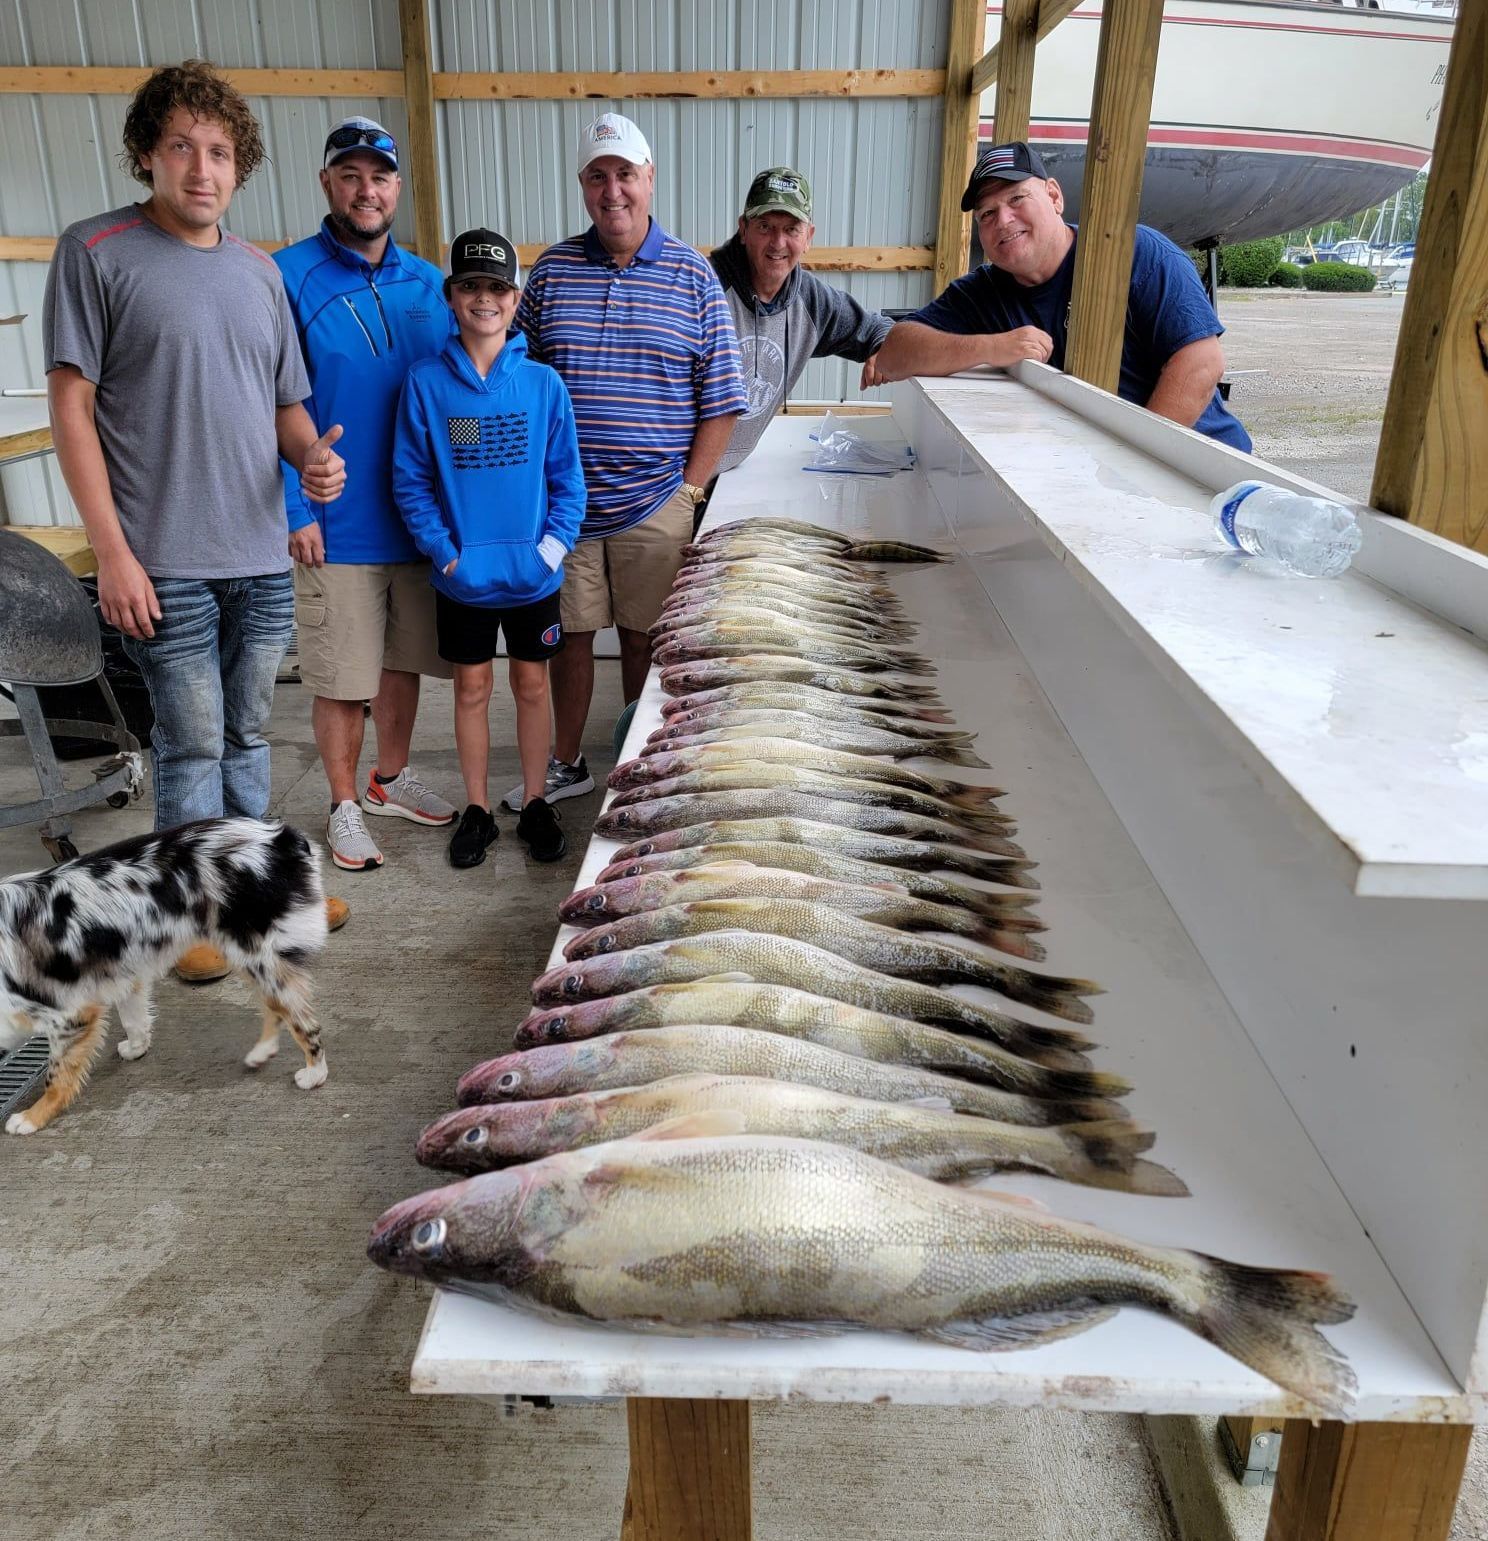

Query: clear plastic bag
803,411,916,476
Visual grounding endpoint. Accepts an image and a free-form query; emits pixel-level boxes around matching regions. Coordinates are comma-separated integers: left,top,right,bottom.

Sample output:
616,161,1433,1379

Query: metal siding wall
1,0,945,525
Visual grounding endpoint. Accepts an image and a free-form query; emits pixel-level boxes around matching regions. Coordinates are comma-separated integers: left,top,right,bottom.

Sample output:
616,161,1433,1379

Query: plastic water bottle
1211,482,1362,578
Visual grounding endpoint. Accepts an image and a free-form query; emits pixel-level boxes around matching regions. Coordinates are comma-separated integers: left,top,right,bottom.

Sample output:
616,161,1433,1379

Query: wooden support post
992,0,1040,145
397,0,443,264
971,0,1085,99
1063,0,1163,395
621,1398,751,1541
1265,1420,1471,1541
933,0,987,296
1369,5,1488,551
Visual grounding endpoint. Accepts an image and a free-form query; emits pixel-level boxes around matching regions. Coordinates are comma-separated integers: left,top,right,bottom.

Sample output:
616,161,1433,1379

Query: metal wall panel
1,0,947,525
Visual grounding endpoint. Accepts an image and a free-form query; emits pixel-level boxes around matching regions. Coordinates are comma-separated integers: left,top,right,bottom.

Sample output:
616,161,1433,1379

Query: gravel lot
1213,288,1405,503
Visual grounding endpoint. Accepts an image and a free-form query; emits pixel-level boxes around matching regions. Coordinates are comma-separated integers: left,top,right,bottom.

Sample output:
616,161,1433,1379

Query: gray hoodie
711,235,893,473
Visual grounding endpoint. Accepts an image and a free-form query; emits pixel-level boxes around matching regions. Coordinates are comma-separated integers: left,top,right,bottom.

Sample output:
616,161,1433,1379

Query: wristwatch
680,481,707,506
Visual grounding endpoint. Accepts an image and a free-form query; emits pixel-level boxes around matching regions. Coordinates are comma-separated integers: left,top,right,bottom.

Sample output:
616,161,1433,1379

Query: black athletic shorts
435,589,565,665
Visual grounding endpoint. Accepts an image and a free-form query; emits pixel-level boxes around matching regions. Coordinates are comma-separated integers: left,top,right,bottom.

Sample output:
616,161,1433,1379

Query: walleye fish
594,792,1027,861
692,536,950,564
655,602,917,645
662,584,908,631
416,1074,1184,1196
644,718,991,770
558,863,1044,959
516,979,1110,1091
652,638,937,676
563,900,1098,1022
679,547,871,580
533,935,1098,1062
611,817,1038,887
606,767,1015,837
673,560,896,600
660,659,945,704
368,1135,1356,1414
596,841,1042,917
697,519,950,562
458,1025,1121,1125
660,683,953,725
611,741,1005,808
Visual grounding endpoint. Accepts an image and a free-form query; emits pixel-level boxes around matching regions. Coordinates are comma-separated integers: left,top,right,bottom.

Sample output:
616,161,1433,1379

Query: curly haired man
43,60,350,978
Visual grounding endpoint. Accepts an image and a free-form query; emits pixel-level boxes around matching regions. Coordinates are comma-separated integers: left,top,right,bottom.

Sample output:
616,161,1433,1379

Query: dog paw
117,1040,151,1061
243,1041,279,1069
5,1112,39,1135
294,1061,328,1091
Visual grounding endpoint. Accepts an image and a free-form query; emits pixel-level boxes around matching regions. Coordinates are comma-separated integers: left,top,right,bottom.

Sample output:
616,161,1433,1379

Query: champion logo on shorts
541,622,562,647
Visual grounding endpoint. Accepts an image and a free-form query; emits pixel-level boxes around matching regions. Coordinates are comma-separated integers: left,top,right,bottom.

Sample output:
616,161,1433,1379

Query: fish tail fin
950,809,1019,835
993,965,1103,1025
1056,1121,1191,1197
939,783,1008,809
887,681,946,703
891,653,937,677
1045,1066,1134,1099
1047,1096,1134,1125
1187,1257,1357,1415
923,744,992,768
980,927,1047,964
840,540,951,563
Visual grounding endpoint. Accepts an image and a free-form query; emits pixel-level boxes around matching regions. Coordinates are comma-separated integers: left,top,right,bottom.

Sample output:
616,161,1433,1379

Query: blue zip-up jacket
393,330,586,609
274,221,453,561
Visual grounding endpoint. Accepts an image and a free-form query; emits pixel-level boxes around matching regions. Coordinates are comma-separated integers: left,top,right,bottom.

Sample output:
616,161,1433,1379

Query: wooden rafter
933,0,986,296
1370,4,1488,552
1063,0,1163,394
971,0,1086,97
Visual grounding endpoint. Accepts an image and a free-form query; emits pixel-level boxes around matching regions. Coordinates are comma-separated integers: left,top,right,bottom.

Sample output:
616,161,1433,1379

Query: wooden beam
0,424,53,460
933,0,986,296
1063,0,1163,394
1265,1420,1471,1541
623,1398,751,1541
397,0,443,265
0,65,403,97
0,236,931,272
1369,4,1488,551
435,68,943,100
993,0,1041,144
971,0,1087,98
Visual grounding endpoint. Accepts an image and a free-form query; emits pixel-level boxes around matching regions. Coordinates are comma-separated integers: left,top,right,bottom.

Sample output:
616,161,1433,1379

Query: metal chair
0,529,143,862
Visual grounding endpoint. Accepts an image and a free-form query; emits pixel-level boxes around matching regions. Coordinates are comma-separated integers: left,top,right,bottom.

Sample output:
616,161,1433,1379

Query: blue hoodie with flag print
393,329,586,609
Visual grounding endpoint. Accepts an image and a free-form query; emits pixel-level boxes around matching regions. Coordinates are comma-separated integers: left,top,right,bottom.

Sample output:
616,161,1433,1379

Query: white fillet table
408,381,1488,1539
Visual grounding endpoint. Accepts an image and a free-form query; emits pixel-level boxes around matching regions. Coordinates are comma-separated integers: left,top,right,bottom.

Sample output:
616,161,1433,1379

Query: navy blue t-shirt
910,224,1251,451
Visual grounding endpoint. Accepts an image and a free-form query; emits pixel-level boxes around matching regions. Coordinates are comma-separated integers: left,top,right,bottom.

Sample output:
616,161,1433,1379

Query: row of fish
369,515,1356,1414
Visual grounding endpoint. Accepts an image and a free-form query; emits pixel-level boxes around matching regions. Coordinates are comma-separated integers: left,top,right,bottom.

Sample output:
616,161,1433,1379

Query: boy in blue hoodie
393,229,585,867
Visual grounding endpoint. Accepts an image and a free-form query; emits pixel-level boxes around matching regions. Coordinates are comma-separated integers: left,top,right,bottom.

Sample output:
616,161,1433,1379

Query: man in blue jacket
275,117,459,874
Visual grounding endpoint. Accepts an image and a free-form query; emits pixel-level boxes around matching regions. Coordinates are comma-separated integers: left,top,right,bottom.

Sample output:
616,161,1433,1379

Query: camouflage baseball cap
742,167,813,222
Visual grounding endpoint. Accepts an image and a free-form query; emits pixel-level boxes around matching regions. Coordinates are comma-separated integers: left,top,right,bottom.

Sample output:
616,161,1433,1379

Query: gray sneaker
500,755,595,813
328,801,384,871
362,766,458,826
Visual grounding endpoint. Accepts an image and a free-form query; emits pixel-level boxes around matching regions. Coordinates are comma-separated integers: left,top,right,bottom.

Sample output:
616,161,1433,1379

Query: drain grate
0,1035,51,1122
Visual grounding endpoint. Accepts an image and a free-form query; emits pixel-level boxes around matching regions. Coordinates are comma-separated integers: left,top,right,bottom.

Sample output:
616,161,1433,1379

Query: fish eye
498,1071,520,1090
563,974,583,995
412,1217,446,1253
620,864,641,877
636,843,655,856
595,935,617,953
461,1126,488,1147
585,894,607,911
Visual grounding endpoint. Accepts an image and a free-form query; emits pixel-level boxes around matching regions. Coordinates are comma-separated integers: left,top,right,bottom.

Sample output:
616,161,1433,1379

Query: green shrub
1301,261,1378,293
1219,237,1284,287
1268,261,1304,288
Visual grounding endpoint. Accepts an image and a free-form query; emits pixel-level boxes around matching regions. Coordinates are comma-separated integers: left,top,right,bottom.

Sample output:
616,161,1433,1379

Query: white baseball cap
577,113,652,174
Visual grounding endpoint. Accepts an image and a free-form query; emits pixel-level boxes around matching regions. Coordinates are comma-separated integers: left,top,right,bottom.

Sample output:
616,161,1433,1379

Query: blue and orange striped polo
515,219,747,540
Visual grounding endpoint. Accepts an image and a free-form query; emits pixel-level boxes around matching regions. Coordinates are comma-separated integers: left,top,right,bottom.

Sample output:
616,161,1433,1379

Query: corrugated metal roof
0,0,947,525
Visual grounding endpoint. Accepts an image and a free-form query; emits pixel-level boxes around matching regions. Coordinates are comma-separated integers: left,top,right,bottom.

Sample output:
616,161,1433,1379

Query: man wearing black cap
276,116,460,876
876,141,1250,450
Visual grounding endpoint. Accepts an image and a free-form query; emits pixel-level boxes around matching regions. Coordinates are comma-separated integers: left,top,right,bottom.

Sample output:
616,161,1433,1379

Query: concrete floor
0,670,1178,1541
2,291,1477,1541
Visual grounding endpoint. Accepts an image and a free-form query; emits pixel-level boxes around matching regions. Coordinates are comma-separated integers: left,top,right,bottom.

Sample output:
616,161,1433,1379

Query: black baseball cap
445,228,522,293
961,141,1050,211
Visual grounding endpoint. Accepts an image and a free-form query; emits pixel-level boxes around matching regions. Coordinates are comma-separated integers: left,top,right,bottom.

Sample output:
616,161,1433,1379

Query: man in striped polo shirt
504,113,746,812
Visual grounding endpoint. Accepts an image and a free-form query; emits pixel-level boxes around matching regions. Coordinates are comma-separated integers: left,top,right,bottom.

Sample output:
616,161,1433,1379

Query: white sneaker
499,755,595,813
328,801,384,871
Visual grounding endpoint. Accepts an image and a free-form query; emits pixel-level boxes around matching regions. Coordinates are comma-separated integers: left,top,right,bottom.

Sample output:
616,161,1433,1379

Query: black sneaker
516,797,567,863
449,804,498,868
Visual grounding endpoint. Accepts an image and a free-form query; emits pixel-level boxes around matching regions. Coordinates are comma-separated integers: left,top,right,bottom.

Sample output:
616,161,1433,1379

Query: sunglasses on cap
325,125,397,156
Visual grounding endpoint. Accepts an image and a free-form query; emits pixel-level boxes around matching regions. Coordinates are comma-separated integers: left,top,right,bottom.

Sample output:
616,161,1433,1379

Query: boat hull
978,1,1451,247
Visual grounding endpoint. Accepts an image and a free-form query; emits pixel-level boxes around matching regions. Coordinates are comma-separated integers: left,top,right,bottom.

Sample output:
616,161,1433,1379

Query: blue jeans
123,574,294,830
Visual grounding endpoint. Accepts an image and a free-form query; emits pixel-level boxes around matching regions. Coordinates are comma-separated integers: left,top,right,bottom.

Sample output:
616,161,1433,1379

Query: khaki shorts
293,561,452,700
559,487,695,634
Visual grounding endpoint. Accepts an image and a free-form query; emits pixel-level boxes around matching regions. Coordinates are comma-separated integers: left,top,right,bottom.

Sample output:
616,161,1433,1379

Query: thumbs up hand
301,423,347,504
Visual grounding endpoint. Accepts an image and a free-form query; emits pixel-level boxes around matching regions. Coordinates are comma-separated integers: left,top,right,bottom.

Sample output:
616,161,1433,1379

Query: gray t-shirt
43,204,310,579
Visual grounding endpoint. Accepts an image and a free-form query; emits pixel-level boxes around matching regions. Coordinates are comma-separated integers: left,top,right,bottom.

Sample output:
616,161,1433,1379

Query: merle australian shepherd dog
0,818,328,1134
